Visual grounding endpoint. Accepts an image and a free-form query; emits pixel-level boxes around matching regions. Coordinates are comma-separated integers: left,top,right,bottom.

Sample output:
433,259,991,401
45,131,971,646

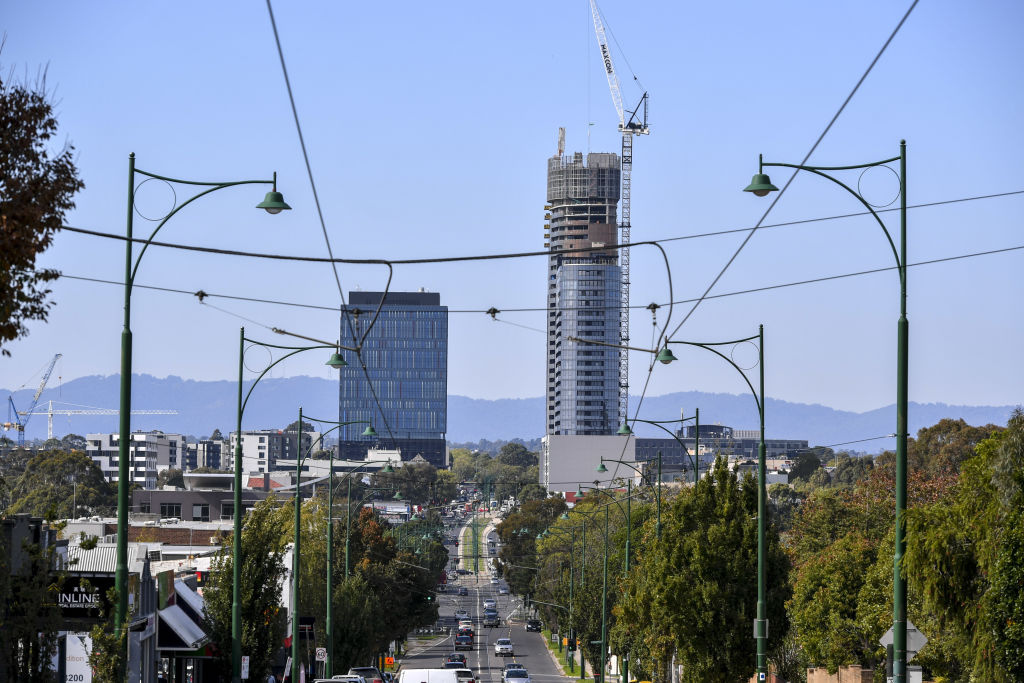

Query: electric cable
36,241,1024,321
265,0,397,443
626,0,922,448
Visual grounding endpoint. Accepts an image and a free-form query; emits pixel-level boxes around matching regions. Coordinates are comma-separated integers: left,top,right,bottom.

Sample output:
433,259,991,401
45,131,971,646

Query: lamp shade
361,425,377,437
656,347,678,364
325,352,347,368
617,423,633,435
256,190,292,214
596,461,608,473
382,461,394,473
743,173,779,197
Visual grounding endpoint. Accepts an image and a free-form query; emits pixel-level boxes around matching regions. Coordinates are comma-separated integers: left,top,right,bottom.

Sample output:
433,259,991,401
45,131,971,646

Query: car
494,638,514,657
458,587,469,596
451,668,476,683
525,619,542,632
349,668,385,683
457,569,472,575
498,587,508,595
483,598,497,609
445,653,468,666
458,626,474,639
503,668,530,683
397,670,460,683
502,663,524,672
454,634,474,650
490,578,499,585
458,619,473,628
444,662,469,670
454,609,470,620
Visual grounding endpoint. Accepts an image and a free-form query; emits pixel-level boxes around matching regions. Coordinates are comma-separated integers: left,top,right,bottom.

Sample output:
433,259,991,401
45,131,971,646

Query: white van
398,669,461,683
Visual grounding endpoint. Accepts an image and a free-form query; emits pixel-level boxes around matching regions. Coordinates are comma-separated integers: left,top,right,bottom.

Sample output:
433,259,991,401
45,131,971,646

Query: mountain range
2,374,1017,451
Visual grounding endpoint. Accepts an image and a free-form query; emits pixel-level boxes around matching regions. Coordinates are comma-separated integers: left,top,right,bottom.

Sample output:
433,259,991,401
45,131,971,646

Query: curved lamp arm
760,159,902,277
667,337,762,418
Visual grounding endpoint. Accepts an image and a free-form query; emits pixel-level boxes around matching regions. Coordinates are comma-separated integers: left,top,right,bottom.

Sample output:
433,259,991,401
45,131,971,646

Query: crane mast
589,0,649,426
3,353,61,446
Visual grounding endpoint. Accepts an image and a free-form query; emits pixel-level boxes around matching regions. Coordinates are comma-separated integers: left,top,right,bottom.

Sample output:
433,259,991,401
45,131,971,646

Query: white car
454,609,470,620
503,668,530,683
498,587,508,595
494,638,514,657
483,598,497,609
490,578,499,585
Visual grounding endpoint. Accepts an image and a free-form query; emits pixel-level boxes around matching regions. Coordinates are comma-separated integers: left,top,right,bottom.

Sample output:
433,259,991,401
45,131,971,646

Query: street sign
241,656,250,679
316,647,327,662
879,620,928,660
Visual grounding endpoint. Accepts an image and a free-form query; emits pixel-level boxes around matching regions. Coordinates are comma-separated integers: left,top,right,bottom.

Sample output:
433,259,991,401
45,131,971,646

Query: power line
41,242,1024,321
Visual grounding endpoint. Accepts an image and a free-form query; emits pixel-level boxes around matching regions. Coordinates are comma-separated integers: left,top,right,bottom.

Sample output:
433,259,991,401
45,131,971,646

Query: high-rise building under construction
545,148,623,435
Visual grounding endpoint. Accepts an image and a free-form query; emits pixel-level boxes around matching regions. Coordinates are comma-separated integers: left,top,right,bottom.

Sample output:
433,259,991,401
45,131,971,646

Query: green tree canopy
203,497,287,681
1,67,85,356
7,449,113,518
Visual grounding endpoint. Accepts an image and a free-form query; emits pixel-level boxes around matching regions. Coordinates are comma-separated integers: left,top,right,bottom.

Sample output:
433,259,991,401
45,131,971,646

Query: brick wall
806,665,873,683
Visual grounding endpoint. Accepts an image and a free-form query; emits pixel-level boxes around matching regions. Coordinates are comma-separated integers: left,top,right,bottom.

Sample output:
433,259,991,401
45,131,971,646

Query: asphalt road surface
401,521,567,683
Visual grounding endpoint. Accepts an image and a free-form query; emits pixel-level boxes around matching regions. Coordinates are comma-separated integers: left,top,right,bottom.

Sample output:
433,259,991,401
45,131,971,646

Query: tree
60,433,86,451
615,457,790,683
210,428,223,441
156,468,184,489
1,67,85,356
789,450,823,482
905,409,1024,681
7,449,114,518
0,523,65,682
908,417,1003,476
496,442,537,468
203,497,287,681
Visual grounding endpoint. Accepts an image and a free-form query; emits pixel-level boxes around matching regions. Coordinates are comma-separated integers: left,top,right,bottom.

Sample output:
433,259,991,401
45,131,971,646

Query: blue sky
2,1,1021,422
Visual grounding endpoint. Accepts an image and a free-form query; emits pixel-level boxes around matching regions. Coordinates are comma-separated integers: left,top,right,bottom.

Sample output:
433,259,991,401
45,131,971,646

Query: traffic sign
316,647,327,662
879,620,927,660
241,656,250,679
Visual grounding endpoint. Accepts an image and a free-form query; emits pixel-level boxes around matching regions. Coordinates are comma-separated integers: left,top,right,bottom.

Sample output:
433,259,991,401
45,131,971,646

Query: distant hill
2,374,1017,451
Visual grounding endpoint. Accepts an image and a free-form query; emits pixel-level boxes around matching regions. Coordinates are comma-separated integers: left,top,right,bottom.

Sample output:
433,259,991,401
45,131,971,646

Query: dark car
455,634,474,651
349,668,384,683
458,587,469,596
525,619,542,632
446,653,468,666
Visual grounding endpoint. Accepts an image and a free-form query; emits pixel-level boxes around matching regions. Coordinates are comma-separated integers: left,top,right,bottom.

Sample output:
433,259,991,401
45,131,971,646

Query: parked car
494,638,514,657
525,619,542,632
455,634,474,651
349,668,384,683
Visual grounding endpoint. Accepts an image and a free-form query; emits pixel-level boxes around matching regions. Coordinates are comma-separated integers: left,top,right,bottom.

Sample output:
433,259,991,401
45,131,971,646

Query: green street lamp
296,415,376,678
117,156,286,678
746,142,908,681
610,410,701,537
234,330,350,682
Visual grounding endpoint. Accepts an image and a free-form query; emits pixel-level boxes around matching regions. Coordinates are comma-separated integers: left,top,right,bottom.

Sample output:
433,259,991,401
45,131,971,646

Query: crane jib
601,44,614,75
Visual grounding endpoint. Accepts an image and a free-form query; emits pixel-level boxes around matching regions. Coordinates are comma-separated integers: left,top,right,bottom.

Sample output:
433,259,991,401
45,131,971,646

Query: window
139,501,151,514
221,502,234,521
192,503,210,522
160,503,181,518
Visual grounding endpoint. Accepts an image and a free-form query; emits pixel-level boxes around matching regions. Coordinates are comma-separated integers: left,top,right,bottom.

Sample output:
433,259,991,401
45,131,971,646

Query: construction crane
23,400,179,440
589,0,649,424
3,353,62,446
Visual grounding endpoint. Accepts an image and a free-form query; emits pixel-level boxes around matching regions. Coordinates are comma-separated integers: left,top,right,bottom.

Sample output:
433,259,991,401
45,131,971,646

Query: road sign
241,656,250,679
879,620,928,659
316,647,327,662
386,657,395,668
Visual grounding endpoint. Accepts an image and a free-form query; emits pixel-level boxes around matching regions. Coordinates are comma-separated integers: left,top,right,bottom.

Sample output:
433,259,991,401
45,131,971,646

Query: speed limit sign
316,648,327,662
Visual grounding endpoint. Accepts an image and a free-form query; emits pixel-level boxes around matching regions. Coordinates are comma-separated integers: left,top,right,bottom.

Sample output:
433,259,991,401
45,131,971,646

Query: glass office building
336,291,448,467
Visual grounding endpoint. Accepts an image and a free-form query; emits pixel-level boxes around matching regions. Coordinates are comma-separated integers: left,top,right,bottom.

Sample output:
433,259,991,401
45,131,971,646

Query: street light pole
118,157,287,680
748,142,907,681
234,332,346,682
600,505,609,683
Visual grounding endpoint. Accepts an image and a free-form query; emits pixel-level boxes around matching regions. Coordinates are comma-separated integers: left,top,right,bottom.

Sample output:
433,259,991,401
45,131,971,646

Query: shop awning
157,604,209,651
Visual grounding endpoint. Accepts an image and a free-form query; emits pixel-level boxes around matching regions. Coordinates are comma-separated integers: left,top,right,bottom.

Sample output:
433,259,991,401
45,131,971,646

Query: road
401,517,568,683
